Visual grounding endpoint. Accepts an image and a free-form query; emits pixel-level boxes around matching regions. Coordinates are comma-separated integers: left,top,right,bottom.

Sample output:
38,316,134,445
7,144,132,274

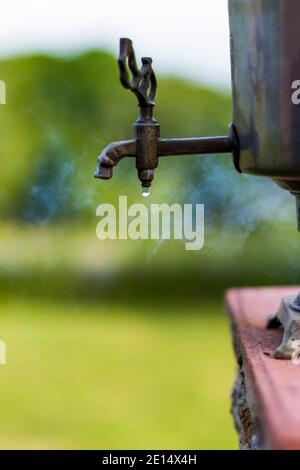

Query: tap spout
94,140,136,179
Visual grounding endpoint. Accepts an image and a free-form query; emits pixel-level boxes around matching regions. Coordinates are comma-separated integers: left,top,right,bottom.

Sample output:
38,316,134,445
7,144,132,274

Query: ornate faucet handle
118,38,157,108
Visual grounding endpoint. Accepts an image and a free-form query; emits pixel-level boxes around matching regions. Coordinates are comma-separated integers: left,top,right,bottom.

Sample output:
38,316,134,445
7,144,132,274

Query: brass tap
95,38,239,192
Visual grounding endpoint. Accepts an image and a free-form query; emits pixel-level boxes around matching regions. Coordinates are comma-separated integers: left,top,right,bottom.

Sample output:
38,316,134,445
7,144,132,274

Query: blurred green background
0,50,299,449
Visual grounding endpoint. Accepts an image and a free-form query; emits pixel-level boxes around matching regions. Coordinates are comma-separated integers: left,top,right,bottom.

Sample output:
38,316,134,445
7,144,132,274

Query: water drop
141,186,150,197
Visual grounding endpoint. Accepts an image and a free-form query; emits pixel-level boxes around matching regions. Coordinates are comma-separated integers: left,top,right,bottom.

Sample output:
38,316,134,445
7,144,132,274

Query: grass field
0,296,237,449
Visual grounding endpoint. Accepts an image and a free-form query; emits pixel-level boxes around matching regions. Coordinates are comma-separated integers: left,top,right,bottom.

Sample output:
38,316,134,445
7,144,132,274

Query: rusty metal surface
229,0,300,185
94,130,236,184
158,124,238,158
118,38,157,108
94,140,136,179
95,124,237,185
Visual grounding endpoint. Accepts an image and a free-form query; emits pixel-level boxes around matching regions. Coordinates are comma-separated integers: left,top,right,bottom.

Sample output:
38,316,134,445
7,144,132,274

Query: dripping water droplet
141,186,150,197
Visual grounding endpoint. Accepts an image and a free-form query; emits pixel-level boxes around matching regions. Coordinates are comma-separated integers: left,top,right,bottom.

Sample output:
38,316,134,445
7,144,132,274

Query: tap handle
118,38,157,108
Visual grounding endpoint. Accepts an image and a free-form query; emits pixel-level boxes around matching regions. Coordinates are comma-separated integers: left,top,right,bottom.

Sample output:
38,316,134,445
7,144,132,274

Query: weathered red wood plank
226,287,300,450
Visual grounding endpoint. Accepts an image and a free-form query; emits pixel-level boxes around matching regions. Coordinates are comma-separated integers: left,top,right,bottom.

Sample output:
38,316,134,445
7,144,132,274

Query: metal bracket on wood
267,292,300,360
